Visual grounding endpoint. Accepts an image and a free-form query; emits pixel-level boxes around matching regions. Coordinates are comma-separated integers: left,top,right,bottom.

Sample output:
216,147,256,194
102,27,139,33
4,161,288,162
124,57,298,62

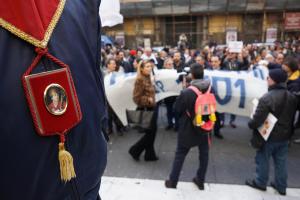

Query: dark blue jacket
287,77,300,93
0,1,107,199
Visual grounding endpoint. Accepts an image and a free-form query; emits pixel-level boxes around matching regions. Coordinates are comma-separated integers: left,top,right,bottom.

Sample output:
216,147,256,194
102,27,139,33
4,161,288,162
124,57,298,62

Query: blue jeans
255,141,289,193
165,96,177,128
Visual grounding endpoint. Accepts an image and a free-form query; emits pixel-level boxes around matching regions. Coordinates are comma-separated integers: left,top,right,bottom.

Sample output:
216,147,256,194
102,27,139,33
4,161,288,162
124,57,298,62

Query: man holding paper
246,69,298,196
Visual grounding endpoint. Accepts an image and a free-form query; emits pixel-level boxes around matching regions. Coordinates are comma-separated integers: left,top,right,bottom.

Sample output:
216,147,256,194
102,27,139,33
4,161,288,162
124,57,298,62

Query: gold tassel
58,142,76,182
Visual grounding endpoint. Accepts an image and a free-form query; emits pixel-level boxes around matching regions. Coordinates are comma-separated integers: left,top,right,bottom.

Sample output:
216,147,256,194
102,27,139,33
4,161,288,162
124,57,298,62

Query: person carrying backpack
165,63,216,190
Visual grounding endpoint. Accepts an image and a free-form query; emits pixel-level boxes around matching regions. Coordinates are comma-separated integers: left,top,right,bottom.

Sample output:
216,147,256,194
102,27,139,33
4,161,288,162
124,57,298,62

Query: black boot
193,178,204,190
214,133,224,139
165,124,173,131
144,155,159,161
128,146,140,161
245,179,266,191
270,182,286,196
165,180,177,189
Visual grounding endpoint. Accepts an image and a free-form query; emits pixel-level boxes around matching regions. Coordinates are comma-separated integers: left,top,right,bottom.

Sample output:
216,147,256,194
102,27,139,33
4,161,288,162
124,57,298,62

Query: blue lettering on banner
252,69,258,78
258,69,265,80
212,77,232,105
110,73,117,85
234,79,246,108
253,68,265,80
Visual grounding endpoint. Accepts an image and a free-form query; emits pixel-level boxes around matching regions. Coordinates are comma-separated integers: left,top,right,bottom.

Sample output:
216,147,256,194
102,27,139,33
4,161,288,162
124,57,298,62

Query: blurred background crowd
100,36,300,144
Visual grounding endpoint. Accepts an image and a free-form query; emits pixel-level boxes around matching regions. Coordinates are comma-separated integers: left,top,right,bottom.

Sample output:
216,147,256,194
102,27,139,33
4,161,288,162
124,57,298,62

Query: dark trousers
296,111,300,128
130,106,158,158
108,105,123,132
165,96,177,127
214,112,223,135
169,138,209,183
230,114,236,123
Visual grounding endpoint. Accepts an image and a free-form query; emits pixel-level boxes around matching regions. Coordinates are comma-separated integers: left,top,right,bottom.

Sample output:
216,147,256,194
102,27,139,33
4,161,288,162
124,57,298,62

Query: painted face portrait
44,84,68,115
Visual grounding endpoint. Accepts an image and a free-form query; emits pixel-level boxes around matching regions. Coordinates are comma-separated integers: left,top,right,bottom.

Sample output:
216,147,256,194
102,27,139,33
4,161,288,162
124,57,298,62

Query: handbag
126,109,154,129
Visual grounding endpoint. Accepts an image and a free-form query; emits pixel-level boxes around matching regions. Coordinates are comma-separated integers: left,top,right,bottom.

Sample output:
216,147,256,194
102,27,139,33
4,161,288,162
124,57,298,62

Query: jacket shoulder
181,87,197,97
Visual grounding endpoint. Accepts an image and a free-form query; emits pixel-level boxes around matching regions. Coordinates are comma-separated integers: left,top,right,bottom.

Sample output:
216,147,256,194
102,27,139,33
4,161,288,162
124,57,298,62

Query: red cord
24,47,70,76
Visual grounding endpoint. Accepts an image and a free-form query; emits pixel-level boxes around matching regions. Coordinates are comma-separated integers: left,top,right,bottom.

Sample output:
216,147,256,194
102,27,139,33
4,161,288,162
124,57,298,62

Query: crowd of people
101,38,300,139
101,37,300,196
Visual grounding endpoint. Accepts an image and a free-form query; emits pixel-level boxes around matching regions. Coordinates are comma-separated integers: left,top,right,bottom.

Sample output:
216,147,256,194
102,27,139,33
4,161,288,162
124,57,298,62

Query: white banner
105,68,268,125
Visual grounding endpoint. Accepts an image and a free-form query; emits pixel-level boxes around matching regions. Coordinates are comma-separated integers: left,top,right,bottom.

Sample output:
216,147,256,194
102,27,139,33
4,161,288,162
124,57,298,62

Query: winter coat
133,75,156,108
287,71,300,93
174,61,185,73
223,58,248,71
174,79,211,147
0,0,107,199
118,60,133,73
248,83,298,142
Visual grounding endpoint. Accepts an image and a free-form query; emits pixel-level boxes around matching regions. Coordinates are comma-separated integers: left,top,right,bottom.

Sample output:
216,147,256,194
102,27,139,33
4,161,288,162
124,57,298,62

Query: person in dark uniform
0,1,107,199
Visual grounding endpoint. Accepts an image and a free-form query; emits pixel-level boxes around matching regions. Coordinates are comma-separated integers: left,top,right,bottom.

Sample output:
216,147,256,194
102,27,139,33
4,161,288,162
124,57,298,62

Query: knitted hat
268,68,287,83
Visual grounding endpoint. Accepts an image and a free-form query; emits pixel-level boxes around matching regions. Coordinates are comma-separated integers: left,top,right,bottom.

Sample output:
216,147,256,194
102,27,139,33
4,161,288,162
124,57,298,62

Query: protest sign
228,41,243,53
226,30,237,44
266,28,277,43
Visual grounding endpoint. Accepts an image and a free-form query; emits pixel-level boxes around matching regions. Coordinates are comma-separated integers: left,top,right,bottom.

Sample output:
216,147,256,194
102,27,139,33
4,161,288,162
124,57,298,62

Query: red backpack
187,85,217,131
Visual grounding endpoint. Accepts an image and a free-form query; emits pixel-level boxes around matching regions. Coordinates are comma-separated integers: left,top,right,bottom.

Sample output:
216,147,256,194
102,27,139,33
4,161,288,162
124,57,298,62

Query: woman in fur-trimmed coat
128,60,159,162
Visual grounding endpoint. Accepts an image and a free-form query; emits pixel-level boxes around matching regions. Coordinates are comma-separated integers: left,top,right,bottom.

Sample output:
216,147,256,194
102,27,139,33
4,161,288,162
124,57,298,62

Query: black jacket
174,61,185,73
156,57,165,69
287,77,300,93
223,58,248,71
118,60,133,73
248,83,298,142
174,79,211,147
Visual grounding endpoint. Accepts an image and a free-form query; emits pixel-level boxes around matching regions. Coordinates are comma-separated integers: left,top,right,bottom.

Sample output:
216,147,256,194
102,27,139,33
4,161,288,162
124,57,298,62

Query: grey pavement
100,177,300,200
104,106,300,188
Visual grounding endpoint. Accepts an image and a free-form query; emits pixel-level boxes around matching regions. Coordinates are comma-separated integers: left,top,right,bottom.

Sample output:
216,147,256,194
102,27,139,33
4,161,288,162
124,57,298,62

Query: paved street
100,177,300,200
102,107,300,199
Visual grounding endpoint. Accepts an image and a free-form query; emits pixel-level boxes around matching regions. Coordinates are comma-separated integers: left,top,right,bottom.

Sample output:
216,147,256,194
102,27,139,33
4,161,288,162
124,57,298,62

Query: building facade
103,0,300,48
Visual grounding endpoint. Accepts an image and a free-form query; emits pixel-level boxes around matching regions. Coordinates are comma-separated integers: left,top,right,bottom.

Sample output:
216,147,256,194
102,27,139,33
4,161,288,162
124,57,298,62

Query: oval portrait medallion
44,84,68,115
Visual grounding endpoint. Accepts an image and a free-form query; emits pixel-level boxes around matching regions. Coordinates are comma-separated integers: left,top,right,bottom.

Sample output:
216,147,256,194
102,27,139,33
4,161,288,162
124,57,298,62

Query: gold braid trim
0,0,66,48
